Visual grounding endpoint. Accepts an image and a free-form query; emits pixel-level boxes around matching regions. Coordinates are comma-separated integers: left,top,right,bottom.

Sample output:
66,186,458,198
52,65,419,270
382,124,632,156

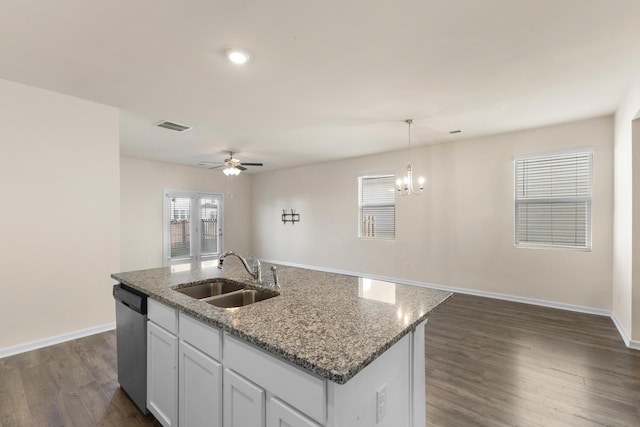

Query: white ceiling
1,0,640,173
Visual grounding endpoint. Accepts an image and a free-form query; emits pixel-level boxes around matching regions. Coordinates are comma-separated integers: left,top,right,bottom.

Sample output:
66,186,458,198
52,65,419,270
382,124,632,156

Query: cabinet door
147,321,178,427
268,396,321,427
224,369,265,427
179,341,222,427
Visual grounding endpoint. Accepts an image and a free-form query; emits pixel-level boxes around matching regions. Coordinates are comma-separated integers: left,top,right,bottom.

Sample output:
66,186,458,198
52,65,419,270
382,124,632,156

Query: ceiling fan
198,152,263,176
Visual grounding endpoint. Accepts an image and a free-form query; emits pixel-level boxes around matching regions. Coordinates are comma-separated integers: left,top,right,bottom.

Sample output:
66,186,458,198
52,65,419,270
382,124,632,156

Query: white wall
633,120,640,343
0,78,120,349
120,157,252,271
252,116,613,310
613,74,640,343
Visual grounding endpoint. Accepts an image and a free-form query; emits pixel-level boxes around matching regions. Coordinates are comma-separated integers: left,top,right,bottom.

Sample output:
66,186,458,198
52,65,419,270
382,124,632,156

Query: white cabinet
144,297,425,427
148,302,224,427
224,368,266,427
179,341,222,427
268,397,321,427
147,320,178,427
223,334,325,425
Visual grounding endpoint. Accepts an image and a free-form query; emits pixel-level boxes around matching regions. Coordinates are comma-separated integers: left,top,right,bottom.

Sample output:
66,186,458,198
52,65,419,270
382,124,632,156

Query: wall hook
282,209,300,224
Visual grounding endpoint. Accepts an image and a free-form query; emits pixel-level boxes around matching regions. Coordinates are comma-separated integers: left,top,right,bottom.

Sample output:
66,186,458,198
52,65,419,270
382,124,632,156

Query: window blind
515,151,592,249
359,175,395,239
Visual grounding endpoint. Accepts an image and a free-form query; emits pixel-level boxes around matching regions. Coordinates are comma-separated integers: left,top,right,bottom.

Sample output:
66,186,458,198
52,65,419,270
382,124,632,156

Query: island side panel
326,333,411,427
412,320,427,427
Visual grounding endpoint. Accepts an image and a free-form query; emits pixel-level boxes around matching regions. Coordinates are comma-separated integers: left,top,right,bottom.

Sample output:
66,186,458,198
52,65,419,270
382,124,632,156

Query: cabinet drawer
179,312,221,360
269,397,321,427
148,298,178,334
224,334,326,425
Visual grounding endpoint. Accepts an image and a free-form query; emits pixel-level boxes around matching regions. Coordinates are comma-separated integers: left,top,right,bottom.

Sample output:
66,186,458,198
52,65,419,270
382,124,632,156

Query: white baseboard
0,322,116,359
420,282,612,317
4,261,639,357
264,259,640,348
610,312,640,350
264,259,611,316
611,312,631,347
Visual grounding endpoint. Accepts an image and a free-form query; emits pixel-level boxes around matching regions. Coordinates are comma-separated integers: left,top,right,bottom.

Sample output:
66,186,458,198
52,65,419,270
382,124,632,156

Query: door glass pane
170,197,191,258
200,198,219,256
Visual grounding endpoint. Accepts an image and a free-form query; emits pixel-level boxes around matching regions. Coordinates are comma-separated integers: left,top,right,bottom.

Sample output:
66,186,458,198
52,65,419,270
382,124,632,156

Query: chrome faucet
218,251,262,283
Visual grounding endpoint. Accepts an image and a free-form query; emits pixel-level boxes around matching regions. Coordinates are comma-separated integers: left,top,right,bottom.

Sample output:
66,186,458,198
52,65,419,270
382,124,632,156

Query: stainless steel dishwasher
113,284,149,414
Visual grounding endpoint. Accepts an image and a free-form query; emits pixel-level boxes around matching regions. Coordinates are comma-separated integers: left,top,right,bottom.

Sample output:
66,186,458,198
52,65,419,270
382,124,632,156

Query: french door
163,190,224,266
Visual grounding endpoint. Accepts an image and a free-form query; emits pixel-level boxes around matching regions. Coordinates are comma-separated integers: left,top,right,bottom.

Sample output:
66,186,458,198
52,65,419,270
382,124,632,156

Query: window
164,190,224,265
358,174,395,239
514,150,592,249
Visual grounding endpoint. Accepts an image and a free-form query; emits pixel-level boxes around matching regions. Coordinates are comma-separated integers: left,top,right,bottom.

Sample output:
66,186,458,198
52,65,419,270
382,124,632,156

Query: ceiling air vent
156,120,192,132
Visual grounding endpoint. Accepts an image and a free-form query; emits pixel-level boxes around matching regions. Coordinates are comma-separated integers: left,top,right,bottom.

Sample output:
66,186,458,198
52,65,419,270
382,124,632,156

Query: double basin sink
174,279,278,309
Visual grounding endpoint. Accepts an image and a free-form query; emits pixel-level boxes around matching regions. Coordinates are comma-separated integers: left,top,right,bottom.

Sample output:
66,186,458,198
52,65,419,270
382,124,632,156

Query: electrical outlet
376,384,387,423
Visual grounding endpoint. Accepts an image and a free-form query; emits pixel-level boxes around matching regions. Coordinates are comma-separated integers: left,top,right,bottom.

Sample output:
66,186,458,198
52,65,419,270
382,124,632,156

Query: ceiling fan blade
237,166,247,171
240,162,263,166
208,165,225,170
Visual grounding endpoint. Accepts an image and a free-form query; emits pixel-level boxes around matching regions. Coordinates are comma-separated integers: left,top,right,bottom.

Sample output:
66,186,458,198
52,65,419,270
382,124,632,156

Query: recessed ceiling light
227,49,250,65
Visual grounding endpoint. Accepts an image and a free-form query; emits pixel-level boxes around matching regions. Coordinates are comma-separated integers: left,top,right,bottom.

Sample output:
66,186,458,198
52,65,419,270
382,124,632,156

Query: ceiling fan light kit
223,166,241,176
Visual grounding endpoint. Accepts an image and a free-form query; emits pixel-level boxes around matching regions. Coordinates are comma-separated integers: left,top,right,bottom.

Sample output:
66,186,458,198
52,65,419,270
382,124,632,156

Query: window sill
514,244,591,252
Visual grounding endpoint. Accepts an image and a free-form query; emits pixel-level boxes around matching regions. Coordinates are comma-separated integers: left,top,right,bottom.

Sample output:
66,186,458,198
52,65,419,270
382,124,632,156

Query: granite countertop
111,259,452,384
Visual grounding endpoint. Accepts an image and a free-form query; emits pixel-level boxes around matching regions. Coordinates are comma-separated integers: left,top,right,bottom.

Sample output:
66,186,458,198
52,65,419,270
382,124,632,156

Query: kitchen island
112,259,451,427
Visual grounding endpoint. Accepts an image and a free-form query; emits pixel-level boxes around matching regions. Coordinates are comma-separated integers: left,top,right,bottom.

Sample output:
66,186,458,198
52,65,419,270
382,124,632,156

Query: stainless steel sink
206,289,278,308
174,279,278,308
174,280,244,299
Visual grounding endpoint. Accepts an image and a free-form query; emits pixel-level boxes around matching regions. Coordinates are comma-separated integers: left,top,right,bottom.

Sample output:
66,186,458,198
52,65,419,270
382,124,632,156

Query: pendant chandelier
396,119,425,195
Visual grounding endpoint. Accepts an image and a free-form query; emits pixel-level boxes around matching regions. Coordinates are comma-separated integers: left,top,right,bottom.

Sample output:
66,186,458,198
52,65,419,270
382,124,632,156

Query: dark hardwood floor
0,332,160,426
425,294,640,426
0,293,638,426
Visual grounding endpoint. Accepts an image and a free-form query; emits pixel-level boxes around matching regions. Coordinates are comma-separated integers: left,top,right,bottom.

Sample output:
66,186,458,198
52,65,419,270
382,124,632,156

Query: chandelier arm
395,161,424,196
